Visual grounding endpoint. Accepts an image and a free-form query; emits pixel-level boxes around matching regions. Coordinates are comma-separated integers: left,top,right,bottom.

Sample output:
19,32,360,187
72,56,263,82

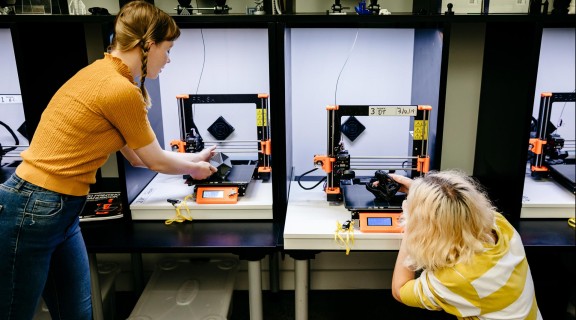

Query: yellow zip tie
334,220,355,255
165,195,194,225
568,218,575,229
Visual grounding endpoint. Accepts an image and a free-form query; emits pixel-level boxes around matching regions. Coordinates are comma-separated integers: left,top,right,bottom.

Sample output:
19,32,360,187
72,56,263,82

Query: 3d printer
313,104,432,232
171,93,272,204
528,92,575,193
128,93,273,220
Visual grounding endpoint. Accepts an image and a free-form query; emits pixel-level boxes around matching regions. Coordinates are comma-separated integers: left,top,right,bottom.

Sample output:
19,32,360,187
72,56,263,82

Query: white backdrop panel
290,28,415,177
158,28,270,158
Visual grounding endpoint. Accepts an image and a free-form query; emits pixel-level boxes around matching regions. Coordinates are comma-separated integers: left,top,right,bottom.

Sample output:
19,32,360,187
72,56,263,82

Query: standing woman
0,1,216,319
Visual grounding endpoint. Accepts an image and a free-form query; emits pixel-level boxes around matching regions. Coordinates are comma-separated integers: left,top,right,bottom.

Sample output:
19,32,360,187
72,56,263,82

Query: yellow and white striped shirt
399,213,542,320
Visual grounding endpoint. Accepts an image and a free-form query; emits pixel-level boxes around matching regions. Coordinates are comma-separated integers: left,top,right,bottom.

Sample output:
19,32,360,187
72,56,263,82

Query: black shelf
1,12,575,25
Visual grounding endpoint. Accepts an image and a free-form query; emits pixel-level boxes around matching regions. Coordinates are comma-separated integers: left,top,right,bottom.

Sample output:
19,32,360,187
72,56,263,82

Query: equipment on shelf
175,0,231,15
253,0,265,15
528,91,575,193
329,0,349,14
355,0,380,15
0,0,16,15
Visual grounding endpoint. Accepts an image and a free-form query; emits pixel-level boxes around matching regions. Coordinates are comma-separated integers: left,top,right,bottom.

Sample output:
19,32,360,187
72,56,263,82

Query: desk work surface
521,175,575,218
130,173,273,220
81,219,280,254
284,181,402,251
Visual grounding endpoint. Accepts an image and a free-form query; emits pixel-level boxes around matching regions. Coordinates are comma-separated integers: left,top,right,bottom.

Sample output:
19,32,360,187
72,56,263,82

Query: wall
440,23,485,174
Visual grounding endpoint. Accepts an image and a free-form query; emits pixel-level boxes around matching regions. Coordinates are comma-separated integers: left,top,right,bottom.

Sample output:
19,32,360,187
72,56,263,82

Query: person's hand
189,161,217,180
388,174,412,194
197,145,217,162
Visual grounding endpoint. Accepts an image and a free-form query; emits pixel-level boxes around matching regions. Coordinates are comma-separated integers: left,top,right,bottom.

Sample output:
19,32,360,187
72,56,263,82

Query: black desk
517,219,575,319
81,219,280,255
81,219,280,320
517,219,575,250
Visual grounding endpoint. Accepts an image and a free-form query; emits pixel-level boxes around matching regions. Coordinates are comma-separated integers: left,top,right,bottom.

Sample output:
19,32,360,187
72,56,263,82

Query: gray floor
116,290,455,320
116,288,576,320
229,290,455,320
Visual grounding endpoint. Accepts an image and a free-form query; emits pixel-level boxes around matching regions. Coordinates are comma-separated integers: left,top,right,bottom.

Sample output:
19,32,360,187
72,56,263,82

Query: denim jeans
0,174,92,320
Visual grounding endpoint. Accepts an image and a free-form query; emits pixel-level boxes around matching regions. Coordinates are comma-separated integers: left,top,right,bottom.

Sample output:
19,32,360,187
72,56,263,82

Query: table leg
131,253,145,295
269,252,280,293
295,259,309,320
248,260,263,320
88,253,104,320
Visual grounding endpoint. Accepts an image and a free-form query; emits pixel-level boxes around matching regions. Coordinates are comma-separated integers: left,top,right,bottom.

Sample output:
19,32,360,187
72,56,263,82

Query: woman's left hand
198,145,217,162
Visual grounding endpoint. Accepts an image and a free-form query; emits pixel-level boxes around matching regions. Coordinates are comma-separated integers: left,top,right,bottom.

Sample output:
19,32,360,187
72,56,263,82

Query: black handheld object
209,152,233,180
365,170,401,201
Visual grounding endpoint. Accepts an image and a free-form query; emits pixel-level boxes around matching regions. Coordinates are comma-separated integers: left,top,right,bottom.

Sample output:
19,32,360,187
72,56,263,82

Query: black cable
555,89,575,129
334,29,359,106
0,120,19,155
192,27,206,119
401,160,410,173
297,167,326,190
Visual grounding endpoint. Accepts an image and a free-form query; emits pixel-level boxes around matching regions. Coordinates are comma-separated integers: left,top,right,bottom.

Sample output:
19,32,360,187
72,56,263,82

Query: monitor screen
203,190,225,199
367,217,393,226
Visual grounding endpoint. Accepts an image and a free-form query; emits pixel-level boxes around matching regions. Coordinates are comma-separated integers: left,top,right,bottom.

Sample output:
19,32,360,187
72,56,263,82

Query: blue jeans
0,174,92,320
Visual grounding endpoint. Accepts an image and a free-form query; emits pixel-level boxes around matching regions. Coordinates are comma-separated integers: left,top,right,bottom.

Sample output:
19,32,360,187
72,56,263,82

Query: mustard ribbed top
16,53,156,196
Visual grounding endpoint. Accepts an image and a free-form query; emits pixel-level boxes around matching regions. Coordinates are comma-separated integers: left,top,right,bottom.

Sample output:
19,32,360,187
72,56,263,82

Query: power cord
334,29,359,106
1,120,20,165
334,220,354,255
165,195,194,225
297,167,326,190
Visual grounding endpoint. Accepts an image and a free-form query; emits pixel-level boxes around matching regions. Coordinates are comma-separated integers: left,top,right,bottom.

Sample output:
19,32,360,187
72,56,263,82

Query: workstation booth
1,1,574,319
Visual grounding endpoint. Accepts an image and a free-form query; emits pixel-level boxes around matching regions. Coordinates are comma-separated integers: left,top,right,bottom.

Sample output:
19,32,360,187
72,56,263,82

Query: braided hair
109,0,180,107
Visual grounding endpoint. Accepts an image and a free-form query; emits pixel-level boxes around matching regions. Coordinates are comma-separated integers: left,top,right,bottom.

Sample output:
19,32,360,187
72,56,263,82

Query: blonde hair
109,0,180,107
402,170,496,272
